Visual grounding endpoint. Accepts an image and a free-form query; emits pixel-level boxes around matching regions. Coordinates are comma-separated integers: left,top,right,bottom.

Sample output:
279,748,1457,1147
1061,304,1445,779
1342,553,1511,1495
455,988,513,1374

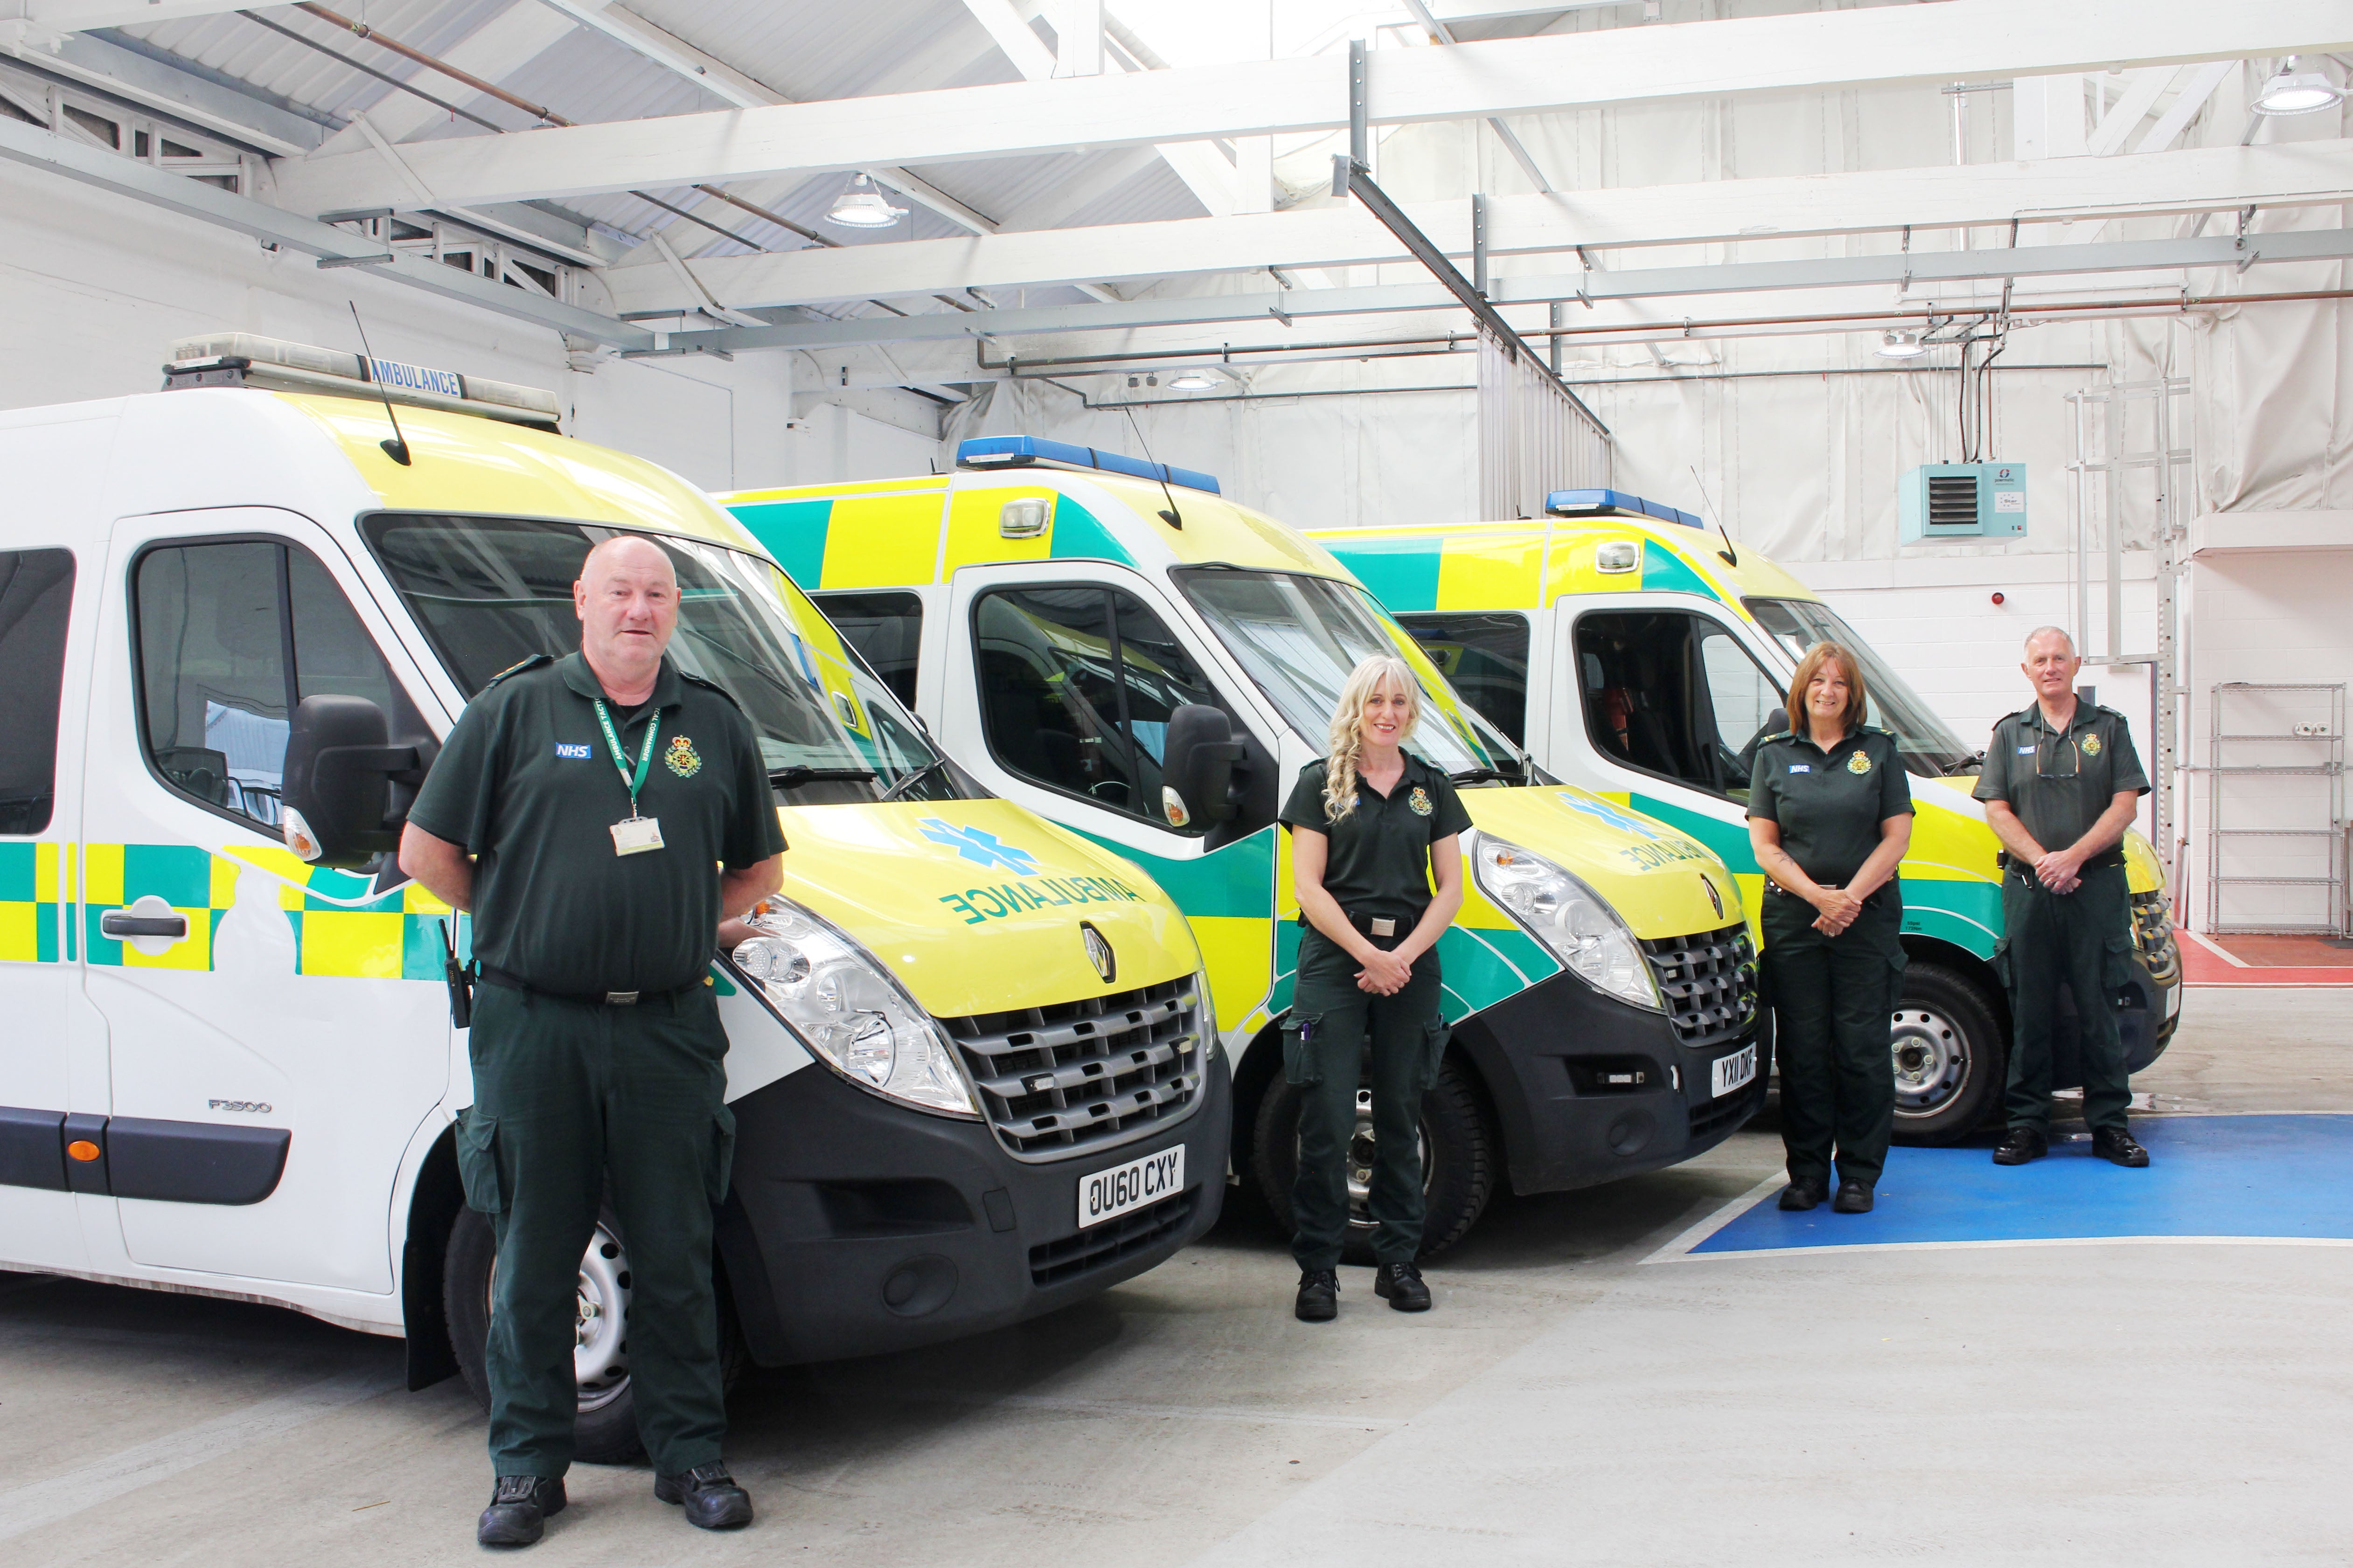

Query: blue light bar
1543,487,1705,529
956,434,1222,495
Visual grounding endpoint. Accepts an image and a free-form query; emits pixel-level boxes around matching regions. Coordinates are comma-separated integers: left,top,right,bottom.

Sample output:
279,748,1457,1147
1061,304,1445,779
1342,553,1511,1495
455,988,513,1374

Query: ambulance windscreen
1743,598,1977,776
361,514,968,807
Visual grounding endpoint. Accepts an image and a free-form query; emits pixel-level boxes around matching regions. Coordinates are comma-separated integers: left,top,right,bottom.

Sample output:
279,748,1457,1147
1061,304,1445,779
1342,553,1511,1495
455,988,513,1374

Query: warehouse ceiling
2,0,2351,398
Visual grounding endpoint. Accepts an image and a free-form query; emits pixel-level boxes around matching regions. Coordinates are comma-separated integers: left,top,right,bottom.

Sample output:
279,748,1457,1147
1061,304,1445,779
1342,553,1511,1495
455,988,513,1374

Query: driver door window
1576,610,1784,800
973,585,1219,826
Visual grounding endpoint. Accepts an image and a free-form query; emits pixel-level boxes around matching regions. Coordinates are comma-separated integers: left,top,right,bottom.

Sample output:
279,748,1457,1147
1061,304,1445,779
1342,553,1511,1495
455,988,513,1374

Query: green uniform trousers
1762,889,1905,1188
1999,860,2135,1135
457,979,737,1478
1286,929,1448,1270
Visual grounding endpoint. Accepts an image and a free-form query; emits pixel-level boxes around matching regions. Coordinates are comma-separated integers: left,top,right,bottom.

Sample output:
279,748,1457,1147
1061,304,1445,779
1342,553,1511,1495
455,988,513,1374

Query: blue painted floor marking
1673,1115,2353,1259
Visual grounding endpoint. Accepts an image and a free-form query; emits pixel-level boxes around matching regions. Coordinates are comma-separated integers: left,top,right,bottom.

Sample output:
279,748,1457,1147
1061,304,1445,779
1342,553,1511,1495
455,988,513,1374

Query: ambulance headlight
1472,834,1661,1012
732,900,978,1117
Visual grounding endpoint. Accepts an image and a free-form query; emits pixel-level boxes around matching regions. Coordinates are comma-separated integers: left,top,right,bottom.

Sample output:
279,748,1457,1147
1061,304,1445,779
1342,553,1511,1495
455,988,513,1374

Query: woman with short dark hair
1747,642,1914,1214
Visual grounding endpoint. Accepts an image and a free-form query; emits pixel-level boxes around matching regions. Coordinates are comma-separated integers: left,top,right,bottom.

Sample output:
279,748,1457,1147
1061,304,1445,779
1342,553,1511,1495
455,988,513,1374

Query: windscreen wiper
769,764,879,789
880,757,951,802
1449,766,1520,785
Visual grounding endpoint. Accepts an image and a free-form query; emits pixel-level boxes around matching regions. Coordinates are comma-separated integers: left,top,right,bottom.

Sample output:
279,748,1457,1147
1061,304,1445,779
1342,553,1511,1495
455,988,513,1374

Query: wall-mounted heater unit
1898,462,2027,541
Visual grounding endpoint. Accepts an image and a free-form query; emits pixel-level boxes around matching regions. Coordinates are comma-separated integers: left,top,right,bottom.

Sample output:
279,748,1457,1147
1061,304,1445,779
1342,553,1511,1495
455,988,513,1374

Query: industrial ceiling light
825,173,906,228
2254,56,2344,115
1168,370,1217,390
1876,329,1928,359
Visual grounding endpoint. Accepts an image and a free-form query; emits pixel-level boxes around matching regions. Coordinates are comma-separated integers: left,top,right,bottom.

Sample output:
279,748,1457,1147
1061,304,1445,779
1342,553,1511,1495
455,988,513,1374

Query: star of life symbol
918,818,1043,876
1556,792,1658,840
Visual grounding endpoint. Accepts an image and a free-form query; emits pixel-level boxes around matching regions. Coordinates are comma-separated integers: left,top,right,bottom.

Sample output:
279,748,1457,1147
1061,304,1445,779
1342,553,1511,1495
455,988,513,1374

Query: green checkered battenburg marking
0,842,61,964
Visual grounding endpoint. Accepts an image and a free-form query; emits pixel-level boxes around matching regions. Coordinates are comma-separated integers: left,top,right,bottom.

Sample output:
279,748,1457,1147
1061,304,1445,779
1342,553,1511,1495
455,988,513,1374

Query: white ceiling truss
0,0,2346,375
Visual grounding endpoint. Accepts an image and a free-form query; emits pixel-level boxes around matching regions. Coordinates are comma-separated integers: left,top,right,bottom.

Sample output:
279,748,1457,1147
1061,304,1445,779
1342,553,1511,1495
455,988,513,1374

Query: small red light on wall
1991,592,2006,605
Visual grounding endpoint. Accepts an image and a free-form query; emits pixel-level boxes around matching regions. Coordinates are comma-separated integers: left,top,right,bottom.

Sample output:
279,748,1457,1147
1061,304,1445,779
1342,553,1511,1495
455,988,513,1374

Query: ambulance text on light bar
368,357,465,400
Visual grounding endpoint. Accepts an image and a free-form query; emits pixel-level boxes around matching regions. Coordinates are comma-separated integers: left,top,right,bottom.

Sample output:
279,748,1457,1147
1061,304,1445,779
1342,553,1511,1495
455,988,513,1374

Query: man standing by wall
1973,627,2151,1170
400,534,785,1547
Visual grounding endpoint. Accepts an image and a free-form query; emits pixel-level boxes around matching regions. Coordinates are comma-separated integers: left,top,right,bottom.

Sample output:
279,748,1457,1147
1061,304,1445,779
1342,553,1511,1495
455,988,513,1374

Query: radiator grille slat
945,976,1205,1161
1641,923,1759,1053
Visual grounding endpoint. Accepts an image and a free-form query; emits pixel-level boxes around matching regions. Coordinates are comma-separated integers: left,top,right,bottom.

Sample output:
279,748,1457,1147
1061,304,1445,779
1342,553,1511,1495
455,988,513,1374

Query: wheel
443,1203,745,1466
1250,1053,1496,1265
1889,962,2006,1145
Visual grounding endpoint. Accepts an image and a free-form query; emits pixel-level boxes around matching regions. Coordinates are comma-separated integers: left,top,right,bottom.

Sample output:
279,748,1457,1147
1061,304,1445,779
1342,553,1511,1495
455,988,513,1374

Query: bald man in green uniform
401,534,785,1547
1973,626,2151,1169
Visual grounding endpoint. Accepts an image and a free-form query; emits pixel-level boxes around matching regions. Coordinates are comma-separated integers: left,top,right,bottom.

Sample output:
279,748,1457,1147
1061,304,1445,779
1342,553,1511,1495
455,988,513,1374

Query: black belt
1346,909,1420,941
474,963,699,1007
1998,847,2124,873
1766,881,1892,909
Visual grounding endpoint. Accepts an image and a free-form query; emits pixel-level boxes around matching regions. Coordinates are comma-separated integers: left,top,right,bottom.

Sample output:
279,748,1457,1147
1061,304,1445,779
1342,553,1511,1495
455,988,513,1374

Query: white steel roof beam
601,138,2353,316
270,0,2353,215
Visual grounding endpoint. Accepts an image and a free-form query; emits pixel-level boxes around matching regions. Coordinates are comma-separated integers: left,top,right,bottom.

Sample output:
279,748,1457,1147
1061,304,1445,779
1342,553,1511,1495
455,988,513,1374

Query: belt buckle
605,990,640,1006
1369,917,1397,938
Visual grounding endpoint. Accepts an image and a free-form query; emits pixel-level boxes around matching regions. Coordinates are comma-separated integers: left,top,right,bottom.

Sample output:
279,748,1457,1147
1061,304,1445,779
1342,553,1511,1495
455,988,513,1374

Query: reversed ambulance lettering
940,875,1146,924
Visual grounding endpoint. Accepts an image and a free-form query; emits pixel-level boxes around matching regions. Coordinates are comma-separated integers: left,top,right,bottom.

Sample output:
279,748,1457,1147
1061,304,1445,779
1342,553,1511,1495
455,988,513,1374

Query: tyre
443,1203,745,1466
1889,961,2006,1145
1251,1053,1496,1265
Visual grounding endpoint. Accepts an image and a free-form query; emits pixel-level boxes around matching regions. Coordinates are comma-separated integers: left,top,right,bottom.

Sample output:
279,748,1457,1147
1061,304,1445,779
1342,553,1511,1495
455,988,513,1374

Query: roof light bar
1543,487,1705,529
956,434,1222,496
161,333,563,432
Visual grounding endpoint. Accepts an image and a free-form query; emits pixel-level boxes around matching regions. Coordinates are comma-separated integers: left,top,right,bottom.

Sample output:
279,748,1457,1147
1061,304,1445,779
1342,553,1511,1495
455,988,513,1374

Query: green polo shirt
1746,724,1912,887
1279,751,1474,926
409,651,787,996
1973,700,2149,863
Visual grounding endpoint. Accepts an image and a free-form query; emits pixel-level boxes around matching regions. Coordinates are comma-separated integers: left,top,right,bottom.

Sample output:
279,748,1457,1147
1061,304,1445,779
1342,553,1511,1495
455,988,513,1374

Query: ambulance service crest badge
1847,751,1872,776
2082,734,2102,756
665,735,702,777
1409,786,1434,815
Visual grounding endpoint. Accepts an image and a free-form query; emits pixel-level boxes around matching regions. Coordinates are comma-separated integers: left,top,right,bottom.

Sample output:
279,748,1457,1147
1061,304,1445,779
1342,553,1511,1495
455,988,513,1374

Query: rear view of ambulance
0,340,1224,1462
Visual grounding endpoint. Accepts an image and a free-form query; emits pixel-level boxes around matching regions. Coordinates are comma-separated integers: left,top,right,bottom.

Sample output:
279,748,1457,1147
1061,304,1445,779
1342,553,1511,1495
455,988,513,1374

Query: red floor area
2181,929,2353,986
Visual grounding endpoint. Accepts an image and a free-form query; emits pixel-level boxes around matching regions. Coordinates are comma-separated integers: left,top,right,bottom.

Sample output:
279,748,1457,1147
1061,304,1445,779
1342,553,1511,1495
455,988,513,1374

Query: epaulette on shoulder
678,669,746,711
483,653,552,689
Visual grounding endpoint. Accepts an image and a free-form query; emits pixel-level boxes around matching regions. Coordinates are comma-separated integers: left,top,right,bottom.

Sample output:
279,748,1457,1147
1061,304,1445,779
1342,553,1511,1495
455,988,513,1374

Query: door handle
101,910,188,940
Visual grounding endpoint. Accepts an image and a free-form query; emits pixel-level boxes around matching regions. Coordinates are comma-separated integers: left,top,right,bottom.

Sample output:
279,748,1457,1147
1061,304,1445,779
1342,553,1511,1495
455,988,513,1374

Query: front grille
1641,923,1758,1050
1030,1187,1198,1287
944,975,1205,1161
1689,1076,1760,1142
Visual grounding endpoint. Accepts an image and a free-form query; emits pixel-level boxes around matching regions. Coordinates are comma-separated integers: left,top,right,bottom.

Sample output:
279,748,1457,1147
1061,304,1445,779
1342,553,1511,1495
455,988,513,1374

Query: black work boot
1831,1179,1874,1214
1374,1261,1432,1312
1778,1179,1826,1212
2093,1127,2151,1167
1992,1126,2049,1166
655,1462,754,1530
477,1475,565,1548
1295,1268,1339,1322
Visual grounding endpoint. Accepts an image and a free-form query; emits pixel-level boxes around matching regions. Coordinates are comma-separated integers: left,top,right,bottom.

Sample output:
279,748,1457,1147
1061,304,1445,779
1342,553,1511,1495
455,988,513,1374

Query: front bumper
1446,969,1764,1196
715,1052,1230,1367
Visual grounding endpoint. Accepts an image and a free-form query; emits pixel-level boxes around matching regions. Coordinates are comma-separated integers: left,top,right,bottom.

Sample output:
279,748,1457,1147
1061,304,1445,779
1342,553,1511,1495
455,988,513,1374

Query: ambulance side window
1575,609,1783,800
973,584,1221,827
814,591,922,709
0,548,75,835
132,539,407,834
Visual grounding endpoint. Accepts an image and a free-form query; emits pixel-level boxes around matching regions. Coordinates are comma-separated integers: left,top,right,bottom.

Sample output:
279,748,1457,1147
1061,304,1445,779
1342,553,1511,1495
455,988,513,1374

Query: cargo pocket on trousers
1418,1019,1450,1095
2102,933,2140,1010
454,1108,505,1216
704,1103,738,1207
1989,937,2014,993
1281,1013,1326,1087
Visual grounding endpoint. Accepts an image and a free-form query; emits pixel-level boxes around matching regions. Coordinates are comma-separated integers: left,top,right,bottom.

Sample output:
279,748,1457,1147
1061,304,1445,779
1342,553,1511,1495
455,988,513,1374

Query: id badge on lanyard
593,697,665,856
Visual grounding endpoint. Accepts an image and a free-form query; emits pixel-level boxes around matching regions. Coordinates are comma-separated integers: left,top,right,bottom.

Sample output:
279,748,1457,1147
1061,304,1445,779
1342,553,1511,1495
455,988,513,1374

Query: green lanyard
592,698,660,818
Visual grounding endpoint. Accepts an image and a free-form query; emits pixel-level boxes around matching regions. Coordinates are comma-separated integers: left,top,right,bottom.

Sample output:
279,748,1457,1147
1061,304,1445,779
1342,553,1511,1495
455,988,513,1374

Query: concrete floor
4,986,2347,1566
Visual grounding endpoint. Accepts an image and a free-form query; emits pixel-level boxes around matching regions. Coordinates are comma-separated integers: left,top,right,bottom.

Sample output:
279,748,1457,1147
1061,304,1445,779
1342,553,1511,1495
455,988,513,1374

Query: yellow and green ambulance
721,437,1765,1261
1310,489,2183,1141
0,344,1220,1465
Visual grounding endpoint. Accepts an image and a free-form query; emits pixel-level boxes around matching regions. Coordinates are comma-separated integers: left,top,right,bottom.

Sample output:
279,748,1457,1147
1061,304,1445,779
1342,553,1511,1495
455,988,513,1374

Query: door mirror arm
282,694,417,867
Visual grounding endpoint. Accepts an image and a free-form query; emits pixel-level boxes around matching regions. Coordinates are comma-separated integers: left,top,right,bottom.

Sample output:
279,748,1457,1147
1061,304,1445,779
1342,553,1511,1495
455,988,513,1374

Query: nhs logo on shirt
555,742,592,760
1788,764,1811,773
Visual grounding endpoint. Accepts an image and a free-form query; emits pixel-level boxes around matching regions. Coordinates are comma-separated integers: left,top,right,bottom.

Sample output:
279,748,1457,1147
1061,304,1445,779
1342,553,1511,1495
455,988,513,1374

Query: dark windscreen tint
1744,598,1976,775
362,514,962,806
1396,611,1531,746
815,590,922,708
0,549,74,835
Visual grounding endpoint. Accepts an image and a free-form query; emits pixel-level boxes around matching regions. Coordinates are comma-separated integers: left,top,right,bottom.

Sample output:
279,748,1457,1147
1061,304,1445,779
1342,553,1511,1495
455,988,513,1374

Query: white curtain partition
1476,329,1612,520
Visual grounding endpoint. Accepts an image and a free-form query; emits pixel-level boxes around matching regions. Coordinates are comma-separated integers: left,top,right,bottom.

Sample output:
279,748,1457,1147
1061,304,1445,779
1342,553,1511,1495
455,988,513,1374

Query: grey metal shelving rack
2205,682,2346,935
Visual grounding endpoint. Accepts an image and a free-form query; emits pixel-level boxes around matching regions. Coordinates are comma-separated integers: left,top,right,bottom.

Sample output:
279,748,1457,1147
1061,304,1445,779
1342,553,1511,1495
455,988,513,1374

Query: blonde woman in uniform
1278,655,1472,1322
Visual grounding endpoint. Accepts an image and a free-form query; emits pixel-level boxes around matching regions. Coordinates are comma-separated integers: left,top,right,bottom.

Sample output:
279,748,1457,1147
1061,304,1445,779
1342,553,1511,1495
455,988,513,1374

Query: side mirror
1160,704,1245,833
281,694,420,867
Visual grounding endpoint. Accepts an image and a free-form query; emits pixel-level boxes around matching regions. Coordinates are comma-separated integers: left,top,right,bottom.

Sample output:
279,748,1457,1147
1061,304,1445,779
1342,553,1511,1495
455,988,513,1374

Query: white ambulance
0,338,1224,1462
